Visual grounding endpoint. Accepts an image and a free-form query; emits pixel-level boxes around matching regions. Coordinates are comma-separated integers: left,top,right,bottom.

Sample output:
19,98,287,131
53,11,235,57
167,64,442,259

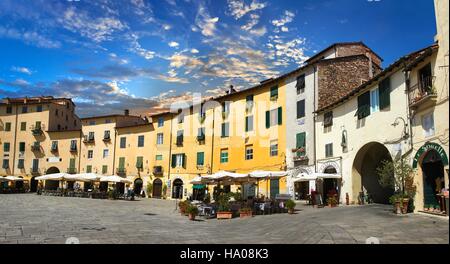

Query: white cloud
267,37,309,65
58,7,127,42
190,48,199,54
11,66,33,75
128,33,156,60
168,41,179,48
271,10,295,27
249,26,267,36
281,26,289,32
227,0,267,19
163,24,172,30
241,13,259,31
0,26,61,48
195,4,219,37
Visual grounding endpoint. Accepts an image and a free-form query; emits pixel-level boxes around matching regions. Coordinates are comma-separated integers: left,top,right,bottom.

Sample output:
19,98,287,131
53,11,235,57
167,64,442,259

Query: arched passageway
172,179,183,199
45,167,60,190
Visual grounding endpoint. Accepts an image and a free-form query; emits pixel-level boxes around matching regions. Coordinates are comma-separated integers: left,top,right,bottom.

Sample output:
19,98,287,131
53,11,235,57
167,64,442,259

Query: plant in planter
186,204,199,221
377,156,416,214
162,184,168,199
285,199,296,214
327,196,338,208
146,182,153,198
107,188,117,200
178,200,189,215
239,207,253,218
217,193,233,219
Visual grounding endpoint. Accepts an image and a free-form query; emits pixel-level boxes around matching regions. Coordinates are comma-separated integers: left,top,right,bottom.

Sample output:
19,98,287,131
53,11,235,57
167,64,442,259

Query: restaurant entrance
422,149,445,209
172,179,183,199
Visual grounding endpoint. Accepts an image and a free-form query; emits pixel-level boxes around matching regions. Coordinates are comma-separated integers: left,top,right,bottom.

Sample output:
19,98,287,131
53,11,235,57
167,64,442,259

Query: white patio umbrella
35,173,69,181
4,176,24,181
0,177,8,182
249,170,288,198
99,175,132,183
76,173,103,182
190,176,204,184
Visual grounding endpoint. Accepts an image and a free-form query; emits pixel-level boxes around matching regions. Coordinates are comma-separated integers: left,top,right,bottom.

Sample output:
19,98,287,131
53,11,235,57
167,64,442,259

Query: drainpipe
210,108,215,174
12,104,18,176
313,65,318,174
404,70,414,150
112,127,117,175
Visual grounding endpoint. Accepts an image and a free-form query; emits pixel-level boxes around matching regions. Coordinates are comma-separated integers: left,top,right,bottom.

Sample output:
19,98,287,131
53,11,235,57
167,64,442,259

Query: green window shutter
86,165,92,173
265,110,270,128
171,154,176,168
197,152,204,166
69,158,75,168
19,142,25,152
277,107,282,125
102,165,108,174
270,86,278,98
356,91,371,119
119,157,125,169
379,78,391,110
136,156,143,168
245,116,249,132
296,132,306,149
4,143,10,152
182,154,187,168
221,123,225,137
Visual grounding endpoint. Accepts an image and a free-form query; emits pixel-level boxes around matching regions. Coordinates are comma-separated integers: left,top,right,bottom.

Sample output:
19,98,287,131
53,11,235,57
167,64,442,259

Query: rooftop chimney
226,85,236,95
124,109,129,116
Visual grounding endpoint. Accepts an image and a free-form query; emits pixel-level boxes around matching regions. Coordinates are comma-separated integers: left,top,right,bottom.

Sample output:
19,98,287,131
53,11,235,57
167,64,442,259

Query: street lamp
391,116,409,193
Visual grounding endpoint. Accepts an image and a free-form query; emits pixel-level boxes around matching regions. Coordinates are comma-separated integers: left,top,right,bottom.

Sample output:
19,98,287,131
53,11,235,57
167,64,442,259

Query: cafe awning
99,175,132,183
4,176,24,181
193,184,206,189
313,172,341,179
35,173,69,181
293,172,317,182
249,170,287,179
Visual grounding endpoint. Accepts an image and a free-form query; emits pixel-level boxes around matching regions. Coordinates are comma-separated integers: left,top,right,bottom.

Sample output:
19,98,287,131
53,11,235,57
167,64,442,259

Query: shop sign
412,142,448,168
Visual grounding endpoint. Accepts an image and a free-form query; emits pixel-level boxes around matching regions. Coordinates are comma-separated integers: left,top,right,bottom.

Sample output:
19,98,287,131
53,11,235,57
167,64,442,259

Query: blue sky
0,0,437,117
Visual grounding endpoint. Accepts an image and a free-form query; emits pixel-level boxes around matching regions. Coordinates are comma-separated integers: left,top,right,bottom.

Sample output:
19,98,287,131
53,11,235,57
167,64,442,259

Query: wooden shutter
277,107,282,125
296,132,306,149
171,154,176,168
379,77,391,110
119,157,125,169
69,158,75,168
197,152,204,165
265,111,270,128
356,91,370,119
297,100,305,118
182,154,187,168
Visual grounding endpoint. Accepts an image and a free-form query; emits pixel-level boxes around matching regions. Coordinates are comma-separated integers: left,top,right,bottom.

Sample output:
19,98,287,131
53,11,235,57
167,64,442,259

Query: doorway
153,178,162,198
30,177,38,192
421,149,445,209
294,181,309,200
134,178,143,196
172,179,183,199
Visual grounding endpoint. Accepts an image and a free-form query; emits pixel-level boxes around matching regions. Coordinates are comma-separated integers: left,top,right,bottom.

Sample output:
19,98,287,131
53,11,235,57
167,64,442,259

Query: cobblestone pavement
0,194,448,244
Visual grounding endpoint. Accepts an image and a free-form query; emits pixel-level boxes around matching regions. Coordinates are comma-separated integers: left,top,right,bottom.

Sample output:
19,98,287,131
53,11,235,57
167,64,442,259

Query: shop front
413,142,449,215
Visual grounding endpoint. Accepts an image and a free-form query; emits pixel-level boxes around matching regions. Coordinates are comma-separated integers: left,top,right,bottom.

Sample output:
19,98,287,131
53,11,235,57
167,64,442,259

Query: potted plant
327,196,338,208
217,193,233,219
107,188,116,200
285,199,296,214
146,182,153,198
186,204,199,221
239,207,253,218
162,184,167,199
178,200,189,215
377,156,416,214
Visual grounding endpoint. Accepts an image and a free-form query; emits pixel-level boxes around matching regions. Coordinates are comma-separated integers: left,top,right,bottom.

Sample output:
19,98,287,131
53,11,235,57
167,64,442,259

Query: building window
158,117,164,127
102,165,108,174
89,120,96,126
324,111,333,127
245,116,253,132
2,159,9,169
120,137,126,148
3,142,10,152
296,132,306,156
379,77,391,110
222,101,230,115
245,145,253,160
176,130,184,145
197,152,205,166
136,156,143,169
5,122,11,131
422,112,435,137
296,74,305,94
70,140,77,151
155,155,163,161
297,100,305,119
171,154,186,168
87,150,93,159
118,157,125,171
221,122,229,137
266,107,282,128
246,95,254,112
103,149,109,158
22,106,28,113
88,132,95,141
178,113,184,123
36,105,43,112
19,142,25,152
270,85,278,100
220,149,229,163
6,106,12,114
270,140,278,157
157,133,164,145
18,159,24,169
325,143,333,158
370,88,380,113
32,159,39,172
197,127,205,141
51,141,58,151
104,130,110,140
55,109,59,116
86,165,92,173
20,122,26,131
356,91,370,119
138,135,145,147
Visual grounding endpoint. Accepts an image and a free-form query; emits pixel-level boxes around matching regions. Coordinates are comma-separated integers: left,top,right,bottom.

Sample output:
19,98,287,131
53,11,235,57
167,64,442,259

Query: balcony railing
70,146,77,152
153,166,163,175
30,168,40,174
83,136,95,143
292,148,308,161
31,126,43,136
31,143,41,152
103,135,111,142
67,167,77,174
116,167,126,175
409,76,437,108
